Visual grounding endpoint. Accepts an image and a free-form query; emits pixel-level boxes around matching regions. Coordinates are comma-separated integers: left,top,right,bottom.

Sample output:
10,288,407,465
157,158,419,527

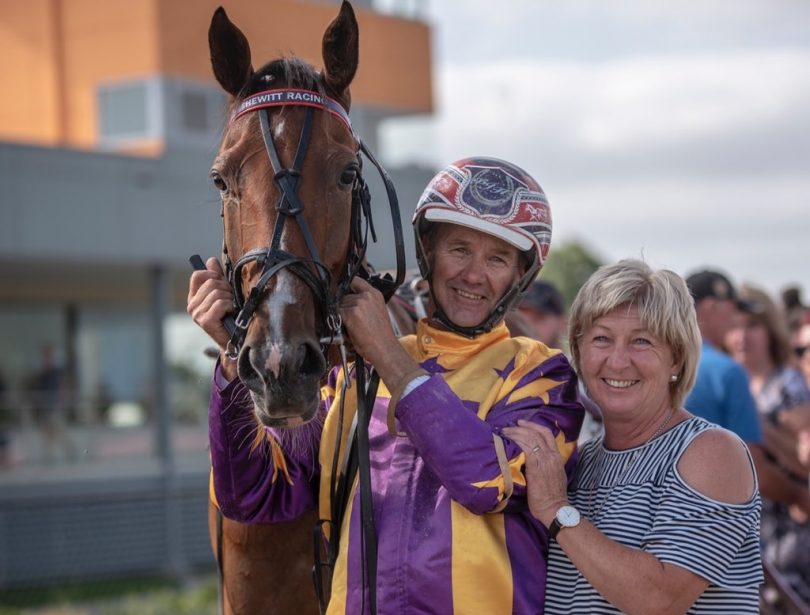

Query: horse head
208,2,361,428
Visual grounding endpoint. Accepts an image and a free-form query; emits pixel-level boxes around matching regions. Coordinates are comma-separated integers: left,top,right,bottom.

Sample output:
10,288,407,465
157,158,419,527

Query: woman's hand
187,257,237,379
502,420,570,527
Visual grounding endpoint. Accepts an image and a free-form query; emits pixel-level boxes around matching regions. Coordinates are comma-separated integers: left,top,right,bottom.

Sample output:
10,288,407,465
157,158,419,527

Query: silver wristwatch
548,504,581,540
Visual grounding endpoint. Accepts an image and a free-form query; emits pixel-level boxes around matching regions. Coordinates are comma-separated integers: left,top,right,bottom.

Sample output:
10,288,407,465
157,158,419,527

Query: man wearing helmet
193,157,584,614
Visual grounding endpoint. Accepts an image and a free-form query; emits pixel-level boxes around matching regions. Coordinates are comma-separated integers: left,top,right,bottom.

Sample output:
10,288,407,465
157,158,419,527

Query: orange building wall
0,0,61,145
0,0,432,150
60,0,161,149
157,0,433,113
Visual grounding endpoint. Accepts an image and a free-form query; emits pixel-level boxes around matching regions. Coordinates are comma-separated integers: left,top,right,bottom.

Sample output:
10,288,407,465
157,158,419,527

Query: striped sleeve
643,475,763,588
395,349,584,514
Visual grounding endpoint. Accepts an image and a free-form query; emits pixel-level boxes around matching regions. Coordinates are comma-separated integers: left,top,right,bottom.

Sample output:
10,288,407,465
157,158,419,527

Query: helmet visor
423,207,533,252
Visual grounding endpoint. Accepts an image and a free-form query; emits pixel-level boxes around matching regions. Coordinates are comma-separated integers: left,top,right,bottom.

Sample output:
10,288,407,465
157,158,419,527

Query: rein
218,87,404,615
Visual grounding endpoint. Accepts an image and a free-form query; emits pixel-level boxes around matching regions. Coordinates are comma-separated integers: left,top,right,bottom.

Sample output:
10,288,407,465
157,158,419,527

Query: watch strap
548,518,563,540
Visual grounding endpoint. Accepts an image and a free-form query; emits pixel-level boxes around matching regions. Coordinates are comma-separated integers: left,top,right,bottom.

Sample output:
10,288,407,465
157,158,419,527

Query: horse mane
240,57,325,100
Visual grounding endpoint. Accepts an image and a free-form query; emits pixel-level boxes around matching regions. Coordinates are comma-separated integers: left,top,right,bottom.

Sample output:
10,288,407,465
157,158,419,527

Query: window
181,90,209,132
99,84,148,138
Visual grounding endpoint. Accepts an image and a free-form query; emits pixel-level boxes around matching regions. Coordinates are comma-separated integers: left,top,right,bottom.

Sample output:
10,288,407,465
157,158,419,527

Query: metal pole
151,265,173,469
149,264,185,578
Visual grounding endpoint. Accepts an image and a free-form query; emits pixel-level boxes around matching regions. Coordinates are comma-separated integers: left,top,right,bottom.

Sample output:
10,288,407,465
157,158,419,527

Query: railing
760,556,810,615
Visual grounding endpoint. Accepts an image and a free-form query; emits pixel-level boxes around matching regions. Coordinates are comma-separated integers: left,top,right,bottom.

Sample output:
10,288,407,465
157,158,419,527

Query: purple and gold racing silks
209,320,584,614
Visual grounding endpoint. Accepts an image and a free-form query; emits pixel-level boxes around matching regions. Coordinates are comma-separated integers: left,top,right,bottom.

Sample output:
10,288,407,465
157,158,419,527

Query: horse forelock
239,57,325,102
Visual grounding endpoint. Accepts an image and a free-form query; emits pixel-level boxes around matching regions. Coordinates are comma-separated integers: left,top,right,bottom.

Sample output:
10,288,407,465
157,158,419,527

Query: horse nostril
297,341,326,378
237,345,261,386
239,343,324,389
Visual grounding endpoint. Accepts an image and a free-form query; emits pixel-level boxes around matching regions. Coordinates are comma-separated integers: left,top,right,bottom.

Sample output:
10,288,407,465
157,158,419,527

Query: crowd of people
189,156,808,613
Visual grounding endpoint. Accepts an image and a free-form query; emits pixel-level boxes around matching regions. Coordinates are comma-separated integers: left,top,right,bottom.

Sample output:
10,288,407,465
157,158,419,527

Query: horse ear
322,1,359,103
209,7,254,97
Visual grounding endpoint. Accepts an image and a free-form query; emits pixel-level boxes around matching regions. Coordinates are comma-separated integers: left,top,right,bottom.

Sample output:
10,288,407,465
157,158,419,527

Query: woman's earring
670,374,678,383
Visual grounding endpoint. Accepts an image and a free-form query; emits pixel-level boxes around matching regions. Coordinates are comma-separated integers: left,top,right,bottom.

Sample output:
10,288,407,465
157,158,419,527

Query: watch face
557,505,580,527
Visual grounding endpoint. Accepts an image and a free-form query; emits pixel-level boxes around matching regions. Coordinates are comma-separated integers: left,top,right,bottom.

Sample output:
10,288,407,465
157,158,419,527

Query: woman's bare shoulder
676,426,756,505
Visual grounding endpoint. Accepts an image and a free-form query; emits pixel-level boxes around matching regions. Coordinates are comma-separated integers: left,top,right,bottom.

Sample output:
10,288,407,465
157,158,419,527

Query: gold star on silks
505,376,564,406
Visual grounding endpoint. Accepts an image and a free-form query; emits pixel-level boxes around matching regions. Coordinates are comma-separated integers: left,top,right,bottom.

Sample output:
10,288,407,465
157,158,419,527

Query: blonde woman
506,259,762,614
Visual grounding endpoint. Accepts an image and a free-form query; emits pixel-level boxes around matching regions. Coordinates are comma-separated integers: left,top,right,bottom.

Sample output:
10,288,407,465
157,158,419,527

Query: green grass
0,574,218,615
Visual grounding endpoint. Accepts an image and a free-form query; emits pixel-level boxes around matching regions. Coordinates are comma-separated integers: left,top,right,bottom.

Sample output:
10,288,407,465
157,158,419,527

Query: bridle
216,86,404,615
220,88,405,362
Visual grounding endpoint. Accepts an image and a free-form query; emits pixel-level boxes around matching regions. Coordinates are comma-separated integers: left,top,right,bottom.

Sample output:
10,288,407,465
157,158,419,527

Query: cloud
545,173,810,297
383,49,810,183
422,0,810,63
378,2,810,294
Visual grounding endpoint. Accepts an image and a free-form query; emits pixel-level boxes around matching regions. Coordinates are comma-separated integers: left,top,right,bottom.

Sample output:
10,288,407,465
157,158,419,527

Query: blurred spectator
517,279,567,349
725,284,810,602
684,270,763,442
27,344,75,463
794,322,810,388
781,286,810,344
684,270,810,548
0,369,9,468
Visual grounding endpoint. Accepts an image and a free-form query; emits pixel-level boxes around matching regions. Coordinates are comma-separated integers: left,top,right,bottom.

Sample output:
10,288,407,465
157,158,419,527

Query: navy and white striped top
545,416,763,614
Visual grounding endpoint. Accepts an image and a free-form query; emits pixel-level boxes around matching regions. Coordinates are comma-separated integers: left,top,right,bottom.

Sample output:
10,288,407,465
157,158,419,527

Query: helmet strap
414,219,542,338
427,287,516,338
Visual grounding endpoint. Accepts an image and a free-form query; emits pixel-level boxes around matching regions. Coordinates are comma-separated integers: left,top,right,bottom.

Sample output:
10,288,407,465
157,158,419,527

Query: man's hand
339,276,420,391
187,257,237,380
339,277,399,361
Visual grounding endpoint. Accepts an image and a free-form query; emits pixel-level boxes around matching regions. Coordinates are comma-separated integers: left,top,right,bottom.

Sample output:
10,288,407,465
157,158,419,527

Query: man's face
426,224,523,329
518,308,567,349
697,297,737,346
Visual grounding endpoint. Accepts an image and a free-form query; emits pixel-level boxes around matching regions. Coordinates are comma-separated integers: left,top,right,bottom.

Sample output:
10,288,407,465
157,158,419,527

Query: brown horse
205,2,392,613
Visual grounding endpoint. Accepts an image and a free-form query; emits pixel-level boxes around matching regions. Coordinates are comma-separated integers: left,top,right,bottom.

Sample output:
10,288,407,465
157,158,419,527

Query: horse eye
210,170,228,193
339,165,358,188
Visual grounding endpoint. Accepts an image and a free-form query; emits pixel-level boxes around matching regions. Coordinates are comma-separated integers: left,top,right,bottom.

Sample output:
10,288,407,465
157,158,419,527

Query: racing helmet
412,157,552,336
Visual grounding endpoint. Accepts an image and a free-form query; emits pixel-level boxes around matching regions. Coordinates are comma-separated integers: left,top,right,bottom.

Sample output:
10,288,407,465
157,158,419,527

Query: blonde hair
568,259,701,409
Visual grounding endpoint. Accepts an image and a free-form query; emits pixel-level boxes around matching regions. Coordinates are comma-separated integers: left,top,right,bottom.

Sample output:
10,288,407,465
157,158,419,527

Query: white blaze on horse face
266,272,299,327
265,342,283,379
273,118,286,140
262,271,309,377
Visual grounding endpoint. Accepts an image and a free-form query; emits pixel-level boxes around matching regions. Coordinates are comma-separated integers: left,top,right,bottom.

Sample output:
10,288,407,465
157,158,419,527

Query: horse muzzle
238,341,326,428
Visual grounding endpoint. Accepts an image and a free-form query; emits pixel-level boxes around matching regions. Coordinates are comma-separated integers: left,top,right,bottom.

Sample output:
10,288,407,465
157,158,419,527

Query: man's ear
518,252,531,276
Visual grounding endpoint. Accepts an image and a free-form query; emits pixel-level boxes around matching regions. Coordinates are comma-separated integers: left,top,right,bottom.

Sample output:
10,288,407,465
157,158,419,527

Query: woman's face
724,310,770,370
578,304,677,422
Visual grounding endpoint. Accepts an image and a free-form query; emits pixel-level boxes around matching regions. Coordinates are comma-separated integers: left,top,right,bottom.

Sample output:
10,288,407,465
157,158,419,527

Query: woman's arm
504,422,755,614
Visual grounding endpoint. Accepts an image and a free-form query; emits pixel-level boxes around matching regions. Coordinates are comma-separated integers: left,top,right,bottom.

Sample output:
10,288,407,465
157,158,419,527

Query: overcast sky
380,0,810,301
